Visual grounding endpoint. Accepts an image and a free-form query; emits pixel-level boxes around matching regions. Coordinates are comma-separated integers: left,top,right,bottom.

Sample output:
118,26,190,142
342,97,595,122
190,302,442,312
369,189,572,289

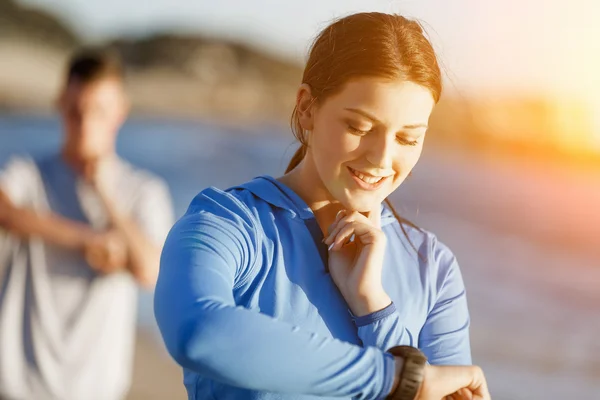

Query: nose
365,131,395,170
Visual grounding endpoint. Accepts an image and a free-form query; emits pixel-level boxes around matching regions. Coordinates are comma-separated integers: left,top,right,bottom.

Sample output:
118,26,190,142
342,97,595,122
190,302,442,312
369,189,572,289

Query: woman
155,12,490,400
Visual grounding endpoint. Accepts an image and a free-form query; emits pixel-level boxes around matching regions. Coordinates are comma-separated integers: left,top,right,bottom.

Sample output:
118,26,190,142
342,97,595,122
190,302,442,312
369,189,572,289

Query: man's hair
65,47,124,85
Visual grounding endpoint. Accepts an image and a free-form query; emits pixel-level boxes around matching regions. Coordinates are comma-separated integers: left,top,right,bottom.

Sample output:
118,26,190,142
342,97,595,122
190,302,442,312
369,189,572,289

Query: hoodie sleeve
351,303,414,351
418,237,472,365
154,188,397,399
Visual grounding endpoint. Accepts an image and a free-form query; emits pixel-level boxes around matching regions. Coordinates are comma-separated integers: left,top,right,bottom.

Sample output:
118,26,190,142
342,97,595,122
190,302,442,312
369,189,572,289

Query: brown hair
65,47,124,86
286,12,442,254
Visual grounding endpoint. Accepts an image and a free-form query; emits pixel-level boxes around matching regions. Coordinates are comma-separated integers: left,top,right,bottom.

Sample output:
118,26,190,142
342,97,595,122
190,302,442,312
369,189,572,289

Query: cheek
404,147,423,169
312,124,358,171
392,147,423,181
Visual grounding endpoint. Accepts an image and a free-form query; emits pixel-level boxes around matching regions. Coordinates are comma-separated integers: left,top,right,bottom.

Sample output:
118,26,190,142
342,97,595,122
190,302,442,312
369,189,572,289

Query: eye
348,125,369,136
396,135,419,146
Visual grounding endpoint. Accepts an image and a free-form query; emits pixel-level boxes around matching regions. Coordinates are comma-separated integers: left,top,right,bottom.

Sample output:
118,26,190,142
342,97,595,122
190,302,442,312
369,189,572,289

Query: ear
296,83,315,131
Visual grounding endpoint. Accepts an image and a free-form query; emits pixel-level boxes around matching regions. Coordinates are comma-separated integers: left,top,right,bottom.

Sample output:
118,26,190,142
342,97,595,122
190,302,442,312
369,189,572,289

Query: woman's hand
324,207,391,316
417,364,491,400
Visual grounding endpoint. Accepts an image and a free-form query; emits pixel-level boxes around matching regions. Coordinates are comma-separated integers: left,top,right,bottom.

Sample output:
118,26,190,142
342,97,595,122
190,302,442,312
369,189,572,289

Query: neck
278,156,344,235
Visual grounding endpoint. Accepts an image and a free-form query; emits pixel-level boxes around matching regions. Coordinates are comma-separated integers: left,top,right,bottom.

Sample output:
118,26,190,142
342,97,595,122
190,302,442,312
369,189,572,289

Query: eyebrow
344,108,428,129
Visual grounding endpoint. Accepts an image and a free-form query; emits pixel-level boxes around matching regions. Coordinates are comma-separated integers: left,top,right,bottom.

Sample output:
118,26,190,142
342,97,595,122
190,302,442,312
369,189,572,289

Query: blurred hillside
1,0,599,165
0,0,301,122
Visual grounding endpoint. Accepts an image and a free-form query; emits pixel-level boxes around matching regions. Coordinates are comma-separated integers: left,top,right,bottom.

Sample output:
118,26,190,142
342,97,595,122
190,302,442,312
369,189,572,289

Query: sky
19,0,600,104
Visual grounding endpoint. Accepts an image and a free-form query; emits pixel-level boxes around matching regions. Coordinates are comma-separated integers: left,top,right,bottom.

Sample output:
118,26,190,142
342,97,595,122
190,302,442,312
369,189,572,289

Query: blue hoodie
154,176,471,400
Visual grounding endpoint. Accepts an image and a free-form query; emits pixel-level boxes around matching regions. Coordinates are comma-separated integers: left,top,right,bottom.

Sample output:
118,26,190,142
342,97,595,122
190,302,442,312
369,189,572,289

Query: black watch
385,346,427,400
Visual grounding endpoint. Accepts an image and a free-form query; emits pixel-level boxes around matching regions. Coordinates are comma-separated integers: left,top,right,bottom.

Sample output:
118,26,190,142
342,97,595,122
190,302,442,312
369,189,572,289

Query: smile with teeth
348,167,389,185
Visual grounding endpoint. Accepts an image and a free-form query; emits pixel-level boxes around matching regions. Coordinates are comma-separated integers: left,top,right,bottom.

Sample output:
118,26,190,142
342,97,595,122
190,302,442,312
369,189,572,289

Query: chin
339,192,383,213
81,146,111,159
78,152,101,162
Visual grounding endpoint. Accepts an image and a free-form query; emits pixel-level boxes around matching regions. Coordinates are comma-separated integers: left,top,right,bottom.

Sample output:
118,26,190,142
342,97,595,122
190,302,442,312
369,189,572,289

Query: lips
347,167,390,190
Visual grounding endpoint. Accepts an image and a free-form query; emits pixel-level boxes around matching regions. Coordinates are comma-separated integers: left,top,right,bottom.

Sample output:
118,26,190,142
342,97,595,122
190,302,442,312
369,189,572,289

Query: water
1,114,599,399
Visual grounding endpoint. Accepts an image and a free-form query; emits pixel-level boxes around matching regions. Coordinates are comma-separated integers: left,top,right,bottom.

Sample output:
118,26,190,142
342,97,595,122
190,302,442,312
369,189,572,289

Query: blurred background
1,0,599,399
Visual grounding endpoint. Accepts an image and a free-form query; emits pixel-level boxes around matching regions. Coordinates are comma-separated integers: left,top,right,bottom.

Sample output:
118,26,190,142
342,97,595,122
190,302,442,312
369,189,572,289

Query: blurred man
0,48,174,400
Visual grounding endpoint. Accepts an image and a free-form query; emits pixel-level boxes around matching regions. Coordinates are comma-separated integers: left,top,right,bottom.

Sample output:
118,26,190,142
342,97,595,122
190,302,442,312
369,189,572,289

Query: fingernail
349,234,355,243
328,243,335,251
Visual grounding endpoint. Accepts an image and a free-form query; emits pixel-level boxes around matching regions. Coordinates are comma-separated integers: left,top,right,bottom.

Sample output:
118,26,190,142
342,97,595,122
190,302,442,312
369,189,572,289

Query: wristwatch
385,346,427,400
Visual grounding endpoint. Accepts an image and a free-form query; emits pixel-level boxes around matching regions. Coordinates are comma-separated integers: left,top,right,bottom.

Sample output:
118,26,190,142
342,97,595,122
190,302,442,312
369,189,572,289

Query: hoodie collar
232,175,396,227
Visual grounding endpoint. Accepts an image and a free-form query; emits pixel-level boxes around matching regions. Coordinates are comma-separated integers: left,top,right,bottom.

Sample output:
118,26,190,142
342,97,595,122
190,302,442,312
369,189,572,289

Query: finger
334,209,346,224
329,220,380,250
325,209,347,239
328,223,356,251
471,384,490,400
447,366,489,400
86,251,105,272
326,209,378,245
468,368,490,400
324,211,358,244
449,389,473,400
326,210,375,244
458,388,474,400
107,248,127,270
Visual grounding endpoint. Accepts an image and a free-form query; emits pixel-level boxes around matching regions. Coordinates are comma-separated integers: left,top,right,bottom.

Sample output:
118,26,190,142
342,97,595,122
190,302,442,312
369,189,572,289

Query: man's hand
83,156,116,197
84,230,128,275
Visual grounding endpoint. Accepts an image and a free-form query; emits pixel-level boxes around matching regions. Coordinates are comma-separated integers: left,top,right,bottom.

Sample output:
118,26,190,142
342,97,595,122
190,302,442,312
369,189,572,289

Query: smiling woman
154,12,490,400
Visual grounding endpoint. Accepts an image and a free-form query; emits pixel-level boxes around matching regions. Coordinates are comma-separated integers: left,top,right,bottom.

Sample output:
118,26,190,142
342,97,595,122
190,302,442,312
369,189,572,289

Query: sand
127,330,187,400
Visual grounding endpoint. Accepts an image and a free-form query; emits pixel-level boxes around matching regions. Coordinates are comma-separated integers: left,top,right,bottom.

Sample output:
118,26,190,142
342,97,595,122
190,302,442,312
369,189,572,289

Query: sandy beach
127,330,187,400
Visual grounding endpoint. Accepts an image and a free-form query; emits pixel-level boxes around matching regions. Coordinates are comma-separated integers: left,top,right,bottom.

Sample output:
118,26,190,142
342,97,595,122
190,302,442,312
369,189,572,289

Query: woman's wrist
345,289,391,317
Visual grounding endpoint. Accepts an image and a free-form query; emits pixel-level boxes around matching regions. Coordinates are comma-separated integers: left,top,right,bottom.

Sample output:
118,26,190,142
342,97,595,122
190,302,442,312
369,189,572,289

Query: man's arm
97,188,161,288
0,157,137,277
92,170,174,288
0,188,95,250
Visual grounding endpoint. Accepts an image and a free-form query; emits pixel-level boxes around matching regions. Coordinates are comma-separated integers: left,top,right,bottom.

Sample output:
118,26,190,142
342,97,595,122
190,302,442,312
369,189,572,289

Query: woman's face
305,77,435,212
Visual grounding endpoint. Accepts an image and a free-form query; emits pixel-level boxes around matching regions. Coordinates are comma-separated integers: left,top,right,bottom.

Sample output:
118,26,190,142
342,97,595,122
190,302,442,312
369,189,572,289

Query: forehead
321,77,435,123
62,78,124,107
